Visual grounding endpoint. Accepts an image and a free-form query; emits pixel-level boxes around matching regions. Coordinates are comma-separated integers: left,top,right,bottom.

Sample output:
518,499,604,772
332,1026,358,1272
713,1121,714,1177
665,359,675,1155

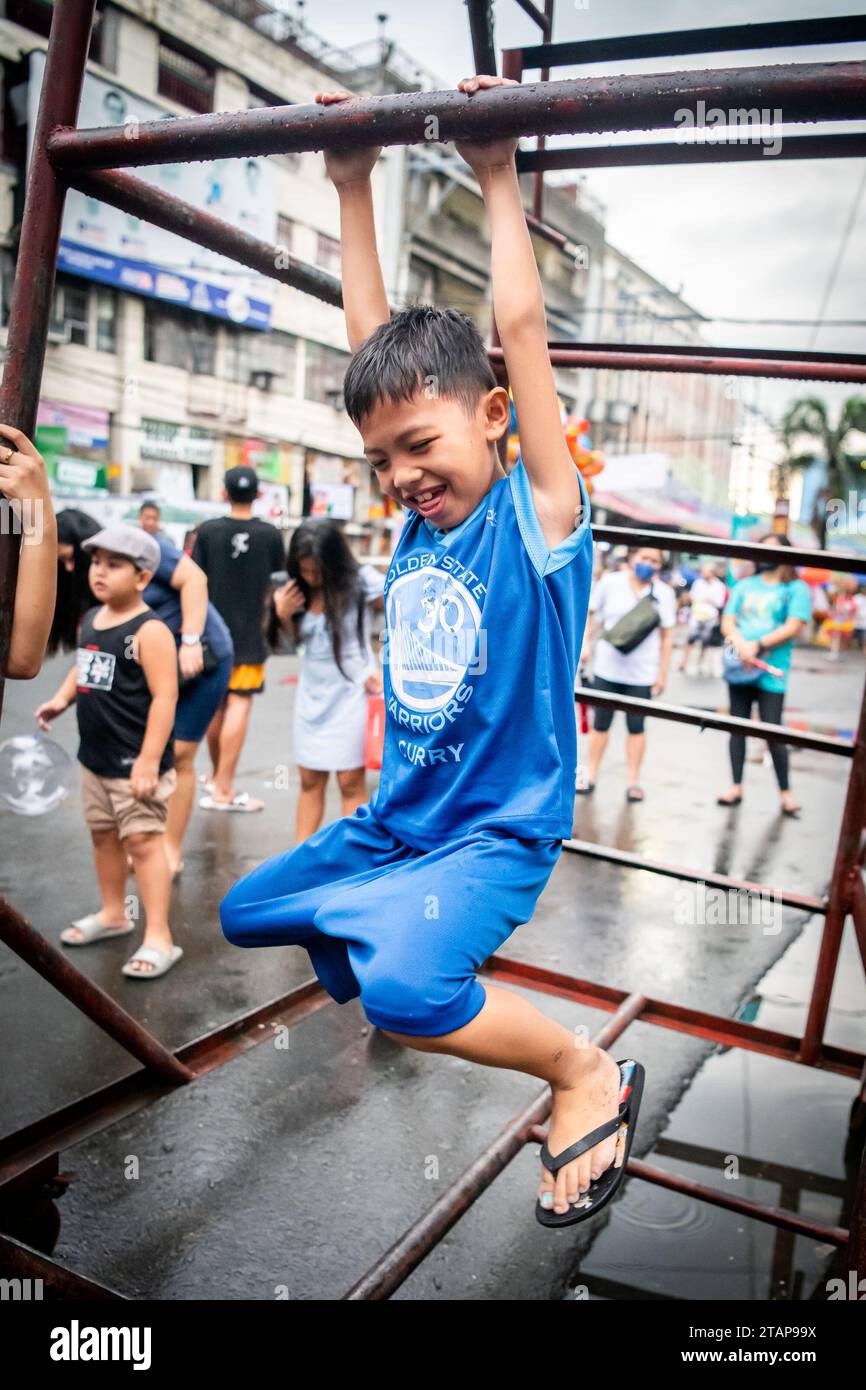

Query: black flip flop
717,793,743,806
535,1058,645,1229
575,781,595,795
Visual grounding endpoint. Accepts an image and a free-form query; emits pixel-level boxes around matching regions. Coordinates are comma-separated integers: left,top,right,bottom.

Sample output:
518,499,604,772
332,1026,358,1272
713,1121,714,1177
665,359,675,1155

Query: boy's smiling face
361,387,510,531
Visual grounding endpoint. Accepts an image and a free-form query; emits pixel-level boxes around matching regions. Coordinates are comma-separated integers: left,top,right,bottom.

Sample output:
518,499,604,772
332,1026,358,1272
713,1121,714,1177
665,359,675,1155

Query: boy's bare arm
132,620,179,791
316,90,390,351
455,76,583,550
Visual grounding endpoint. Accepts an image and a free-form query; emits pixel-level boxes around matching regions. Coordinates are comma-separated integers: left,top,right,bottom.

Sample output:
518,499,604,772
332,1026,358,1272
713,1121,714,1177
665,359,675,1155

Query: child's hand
315,90,381,187
274,579,306,625
35,696,68,731
454,75,519,174
130,756,159,800
0,424,51,505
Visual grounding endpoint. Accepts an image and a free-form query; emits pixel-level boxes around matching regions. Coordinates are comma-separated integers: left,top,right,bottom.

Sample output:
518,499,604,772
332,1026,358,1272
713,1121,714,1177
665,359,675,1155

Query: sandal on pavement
575,781,595,795
535,1058,645,1229
717,793,743,806
198,792,264,813
626,785,645,802
122,944,183,979
61,913,134,946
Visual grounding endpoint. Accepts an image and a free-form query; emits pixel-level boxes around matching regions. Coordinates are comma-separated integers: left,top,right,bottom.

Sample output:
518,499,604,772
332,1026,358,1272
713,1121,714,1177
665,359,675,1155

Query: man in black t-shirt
192,466,286,812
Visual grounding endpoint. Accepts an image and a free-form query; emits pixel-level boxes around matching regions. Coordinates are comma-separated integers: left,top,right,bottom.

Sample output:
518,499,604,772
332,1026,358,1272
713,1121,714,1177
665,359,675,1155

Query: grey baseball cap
81,523,161,574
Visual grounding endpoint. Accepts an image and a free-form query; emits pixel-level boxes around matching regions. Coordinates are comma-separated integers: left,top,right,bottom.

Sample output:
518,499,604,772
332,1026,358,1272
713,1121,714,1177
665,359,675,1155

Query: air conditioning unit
250,369,276,392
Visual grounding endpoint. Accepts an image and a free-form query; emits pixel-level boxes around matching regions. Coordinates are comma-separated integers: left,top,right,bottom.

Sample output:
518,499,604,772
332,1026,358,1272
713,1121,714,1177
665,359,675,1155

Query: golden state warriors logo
385,567,484,712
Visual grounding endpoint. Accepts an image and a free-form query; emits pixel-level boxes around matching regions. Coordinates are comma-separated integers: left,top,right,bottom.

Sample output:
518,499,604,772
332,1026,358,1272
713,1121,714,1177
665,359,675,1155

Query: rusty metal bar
588,526,866,572
574,687,854,755
481,957,864,1078
46,63,866,171
466,0,498,76
0,0,96,723
517,132,866,171
0,1232,127,1299
563,840,826,916
513,0,549,27
513,13,866,69
801,675,866,1064
531,0,554,223
0,896,193,1086
65,167,343,306
343,993,647,1298
490,343,866,383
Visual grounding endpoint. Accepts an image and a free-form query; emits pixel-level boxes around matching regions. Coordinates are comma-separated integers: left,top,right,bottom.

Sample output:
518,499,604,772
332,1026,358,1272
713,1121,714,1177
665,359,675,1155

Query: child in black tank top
35,524,183,981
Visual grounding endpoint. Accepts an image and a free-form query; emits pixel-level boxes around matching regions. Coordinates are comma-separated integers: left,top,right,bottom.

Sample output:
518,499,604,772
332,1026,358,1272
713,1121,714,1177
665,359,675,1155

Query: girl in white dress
274,519,385,841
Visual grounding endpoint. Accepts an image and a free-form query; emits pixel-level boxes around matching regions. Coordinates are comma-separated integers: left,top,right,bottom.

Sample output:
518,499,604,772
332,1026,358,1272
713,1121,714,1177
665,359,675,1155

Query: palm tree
780,396,866,547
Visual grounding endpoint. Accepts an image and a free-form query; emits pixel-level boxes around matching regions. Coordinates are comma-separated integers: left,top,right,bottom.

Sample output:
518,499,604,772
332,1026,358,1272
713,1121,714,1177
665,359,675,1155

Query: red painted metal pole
489,344,866,383
800,675,866,1064
0,0,96,721
46,63,866,171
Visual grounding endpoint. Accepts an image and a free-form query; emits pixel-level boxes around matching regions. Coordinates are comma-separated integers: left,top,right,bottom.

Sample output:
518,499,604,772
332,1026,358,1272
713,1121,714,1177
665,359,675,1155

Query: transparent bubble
0,733,73,816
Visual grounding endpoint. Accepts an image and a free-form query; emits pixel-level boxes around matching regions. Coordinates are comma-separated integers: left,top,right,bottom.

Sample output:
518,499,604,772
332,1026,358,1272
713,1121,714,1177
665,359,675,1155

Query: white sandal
198,791,264,813
121,944,184,979
61,913,134,946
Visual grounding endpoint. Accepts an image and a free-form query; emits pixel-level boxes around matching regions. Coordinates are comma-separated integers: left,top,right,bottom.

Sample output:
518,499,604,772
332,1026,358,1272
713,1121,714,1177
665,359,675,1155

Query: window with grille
315,232,341,275
144,301,217,374
224,328,298,390
304,340,350,406
157,37,214,114
49,278,89,345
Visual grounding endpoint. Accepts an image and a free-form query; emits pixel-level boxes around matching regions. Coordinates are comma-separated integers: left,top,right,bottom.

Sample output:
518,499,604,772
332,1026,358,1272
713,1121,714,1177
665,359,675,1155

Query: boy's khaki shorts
80,765,177,839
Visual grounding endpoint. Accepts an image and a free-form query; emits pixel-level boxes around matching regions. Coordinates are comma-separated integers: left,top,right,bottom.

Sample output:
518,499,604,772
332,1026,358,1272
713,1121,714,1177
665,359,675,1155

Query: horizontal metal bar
481,957,864,1077
65,168,343,307
517,131,866,170
574,687,855,754
489,343,866,383
562,839,827,914
513,14,866,69
552,339,866,368
343,993,647,1298
46,63,866,171
0,1232,127,1300
589,524,866,573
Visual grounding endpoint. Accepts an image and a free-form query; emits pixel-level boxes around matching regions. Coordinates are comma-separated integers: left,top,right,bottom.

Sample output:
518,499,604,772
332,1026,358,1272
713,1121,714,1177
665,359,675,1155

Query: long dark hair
756,531,797,584
285,520,366,680
47,508,102,655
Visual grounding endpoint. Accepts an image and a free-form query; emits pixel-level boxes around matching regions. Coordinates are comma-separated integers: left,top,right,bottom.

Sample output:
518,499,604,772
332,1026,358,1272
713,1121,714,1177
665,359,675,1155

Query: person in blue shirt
142,532,233,874
219,75,644,1230
717,534,811,816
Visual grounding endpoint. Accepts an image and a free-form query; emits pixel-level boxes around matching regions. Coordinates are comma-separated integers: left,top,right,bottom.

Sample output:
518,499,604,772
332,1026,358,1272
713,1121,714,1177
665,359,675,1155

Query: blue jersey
370,454,592,850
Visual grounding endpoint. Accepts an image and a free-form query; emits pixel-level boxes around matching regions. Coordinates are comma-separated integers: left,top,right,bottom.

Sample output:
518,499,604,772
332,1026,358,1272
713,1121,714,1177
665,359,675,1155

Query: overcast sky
301,0,865,426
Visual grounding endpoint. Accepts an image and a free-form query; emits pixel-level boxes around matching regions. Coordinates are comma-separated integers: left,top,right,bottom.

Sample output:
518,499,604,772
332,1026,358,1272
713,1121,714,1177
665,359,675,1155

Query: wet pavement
1,641,864,1299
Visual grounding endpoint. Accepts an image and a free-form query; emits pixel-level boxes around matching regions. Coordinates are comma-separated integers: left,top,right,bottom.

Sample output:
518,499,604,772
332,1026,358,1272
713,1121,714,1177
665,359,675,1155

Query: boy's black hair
342,305,498,428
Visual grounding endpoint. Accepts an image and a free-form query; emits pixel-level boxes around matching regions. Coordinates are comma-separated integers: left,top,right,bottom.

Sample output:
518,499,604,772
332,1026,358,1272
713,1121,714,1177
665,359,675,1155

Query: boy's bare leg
587,727,608,783
295,767,328,842
124,830,174,974
66,827,130,939
211,693,259,805
382,984,622,1216
205,703,225,780
165,738,197,875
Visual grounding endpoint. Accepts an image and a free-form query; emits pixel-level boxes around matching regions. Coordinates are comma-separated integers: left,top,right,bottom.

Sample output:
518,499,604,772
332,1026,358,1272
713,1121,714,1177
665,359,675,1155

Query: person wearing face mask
579,546,677,801
717,533,812,816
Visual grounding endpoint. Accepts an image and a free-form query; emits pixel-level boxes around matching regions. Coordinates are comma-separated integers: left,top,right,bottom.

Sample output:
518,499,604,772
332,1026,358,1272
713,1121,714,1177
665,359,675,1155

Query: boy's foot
61,910,132,945
538,1047,622,1216
123,933,179,976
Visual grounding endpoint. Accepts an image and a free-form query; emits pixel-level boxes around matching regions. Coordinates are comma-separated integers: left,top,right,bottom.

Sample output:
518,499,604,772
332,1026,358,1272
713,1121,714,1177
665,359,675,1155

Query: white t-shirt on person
589,569,677,685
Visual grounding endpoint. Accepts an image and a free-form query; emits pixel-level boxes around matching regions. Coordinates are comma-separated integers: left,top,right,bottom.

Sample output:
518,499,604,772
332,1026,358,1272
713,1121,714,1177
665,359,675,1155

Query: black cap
224,465,259,501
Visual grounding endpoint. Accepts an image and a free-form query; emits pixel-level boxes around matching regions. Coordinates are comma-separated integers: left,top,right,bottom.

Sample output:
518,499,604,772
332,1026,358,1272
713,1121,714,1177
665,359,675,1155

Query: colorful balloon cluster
506,389,605,490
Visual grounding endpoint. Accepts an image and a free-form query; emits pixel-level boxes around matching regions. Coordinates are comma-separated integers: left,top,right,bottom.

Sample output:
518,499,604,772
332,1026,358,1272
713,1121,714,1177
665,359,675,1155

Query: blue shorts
174,653,233,743
219,801,562,1037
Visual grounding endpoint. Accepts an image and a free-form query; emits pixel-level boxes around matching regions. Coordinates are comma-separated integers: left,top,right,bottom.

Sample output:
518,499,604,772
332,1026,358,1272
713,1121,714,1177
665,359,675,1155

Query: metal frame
0,0,865,1300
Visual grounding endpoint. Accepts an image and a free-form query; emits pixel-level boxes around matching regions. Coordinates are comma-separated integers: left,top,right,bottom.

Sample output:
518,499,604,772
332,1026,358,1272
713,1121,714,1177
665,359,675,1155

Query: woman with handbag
717,534,811,816
579,547,676,801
